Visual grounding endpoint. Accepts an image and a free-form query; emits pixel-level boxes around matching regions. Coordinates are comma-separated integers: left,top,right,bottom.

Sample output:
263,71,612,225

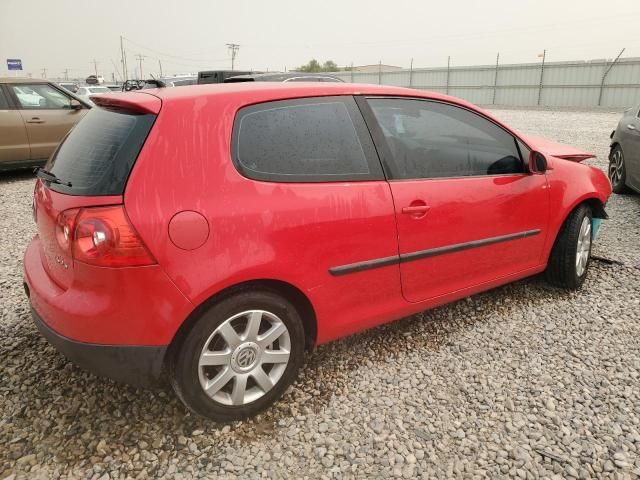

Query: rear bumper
30,306,166,387
23,235,193,345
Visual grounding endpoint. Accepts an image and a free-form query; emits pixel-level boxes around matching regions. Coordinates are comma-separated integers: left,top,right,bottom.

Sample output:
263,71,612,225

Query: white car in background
75,86,112,106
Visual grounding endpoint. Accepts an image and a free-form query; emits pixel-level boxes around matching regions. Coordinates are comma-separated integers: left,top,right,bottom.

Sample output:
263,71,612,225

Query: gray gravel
1,109,640,479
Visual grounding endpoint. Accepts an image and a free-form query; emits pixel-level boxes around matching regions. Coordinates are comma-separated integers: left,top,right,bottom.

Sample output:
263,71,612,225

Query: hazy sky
1,0,639,80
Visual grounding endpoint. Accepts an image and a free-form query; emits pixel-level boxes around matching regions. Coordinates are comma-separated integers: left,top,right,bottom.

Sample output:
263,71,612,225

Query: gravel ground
1,109,639,479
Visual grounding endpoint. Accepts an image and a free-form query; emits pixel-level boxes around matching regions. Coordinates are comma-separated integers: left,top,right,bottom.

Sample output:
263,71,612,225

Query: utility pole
493,52,500,105
598,48,625,106
409,58,414,88
446,56,451,95
62,69,70,80
111,59,123,82
158,59,163,77
378,60,382,85
91,59,99,76
226,43,240,70
41,68,47,78
350,62,354,83
135,54,146,79
120,35,128,80
537,49,546,106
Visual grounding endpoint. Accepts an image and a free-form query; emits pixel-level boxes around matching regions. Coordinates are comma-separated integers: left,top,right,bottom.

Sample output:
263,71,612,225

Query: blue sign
7,59,22,71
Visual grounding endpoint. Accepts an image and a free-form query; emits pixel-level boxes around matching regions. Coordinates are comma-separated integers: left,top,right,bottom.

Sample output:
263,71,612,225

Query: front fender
542,160,611,260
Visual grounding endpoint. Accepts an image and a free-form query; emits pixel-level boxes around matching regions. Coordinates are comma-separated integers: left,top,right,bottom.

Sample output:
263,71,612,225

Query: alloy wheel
575,216,591,277
609,149,624,185
198,310,291,406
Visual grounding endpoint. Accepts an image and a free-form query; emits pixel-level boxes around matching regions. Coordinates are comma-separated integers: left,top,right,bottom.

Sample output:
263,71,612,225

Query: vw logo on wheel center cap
231,342,260,371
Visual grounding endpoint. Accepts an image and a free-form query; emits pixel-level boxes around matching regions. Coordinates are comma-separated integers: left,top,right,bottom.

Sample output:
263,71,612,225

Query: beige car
0,78,90,171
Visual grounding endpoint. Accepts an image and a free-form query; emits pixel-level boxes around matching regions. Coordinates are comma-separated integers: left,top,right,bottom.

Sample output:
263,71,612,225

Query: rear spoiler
91,92,161,115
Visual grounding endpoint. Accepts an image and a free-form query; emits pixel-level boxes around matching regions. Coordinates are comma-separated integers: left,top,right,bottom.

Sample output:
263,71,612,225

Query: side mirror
529,151,548,174
69,99,83,110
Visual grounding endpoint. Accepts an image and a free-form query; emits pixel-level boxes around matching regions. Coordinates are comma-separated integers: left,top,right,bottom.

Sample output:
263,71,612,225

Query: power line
226,43,240,70
122,36,227,64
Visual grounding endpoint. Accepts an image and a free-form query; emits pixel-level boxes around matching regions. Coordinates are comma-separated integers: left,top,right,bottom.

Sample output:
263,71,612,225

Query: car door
9,83,87,161
0,85,31,165
361,97,549,303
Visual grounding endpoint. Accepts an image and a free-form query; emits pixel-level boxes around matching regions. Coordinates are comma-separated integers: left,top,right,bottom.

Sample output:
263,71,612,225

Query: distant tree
322,60,339,72
297,59,339,72
297,59,321,72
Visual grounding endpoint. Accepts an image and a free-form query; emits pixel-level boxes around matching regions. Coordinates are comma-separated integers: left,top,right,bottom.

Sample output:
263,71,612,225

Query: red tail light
56,209,79,251
55,205,156,267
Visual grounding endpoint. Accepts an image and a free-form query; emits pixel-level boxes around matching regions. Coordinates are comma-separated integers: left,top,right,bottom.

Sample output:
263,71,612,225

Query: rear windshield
45,108,155,196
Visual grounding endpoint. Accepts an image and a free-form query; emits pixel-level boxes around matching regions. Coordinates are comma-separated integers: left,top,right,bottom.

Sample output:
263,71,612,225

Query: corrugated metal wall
331,58,640,108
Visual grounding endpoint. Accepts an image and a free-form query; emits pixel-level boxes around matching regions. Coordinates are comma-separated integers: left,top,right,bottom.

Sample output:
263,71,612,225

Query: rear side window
46,108,155,196
232,96,382,182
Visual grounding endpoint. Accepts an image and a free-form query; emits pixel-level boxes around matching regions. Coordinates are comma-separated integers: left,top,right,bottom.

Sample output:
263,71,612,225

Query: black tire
608,145,629,194
168,290,305,422
545,204,593,290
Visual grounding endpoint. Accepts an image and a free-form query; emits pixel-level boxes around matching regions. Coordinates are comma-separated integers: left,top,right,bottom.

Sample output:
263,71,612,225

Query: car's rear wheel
609,145,628,194
545,204,593,290
169,290,305,422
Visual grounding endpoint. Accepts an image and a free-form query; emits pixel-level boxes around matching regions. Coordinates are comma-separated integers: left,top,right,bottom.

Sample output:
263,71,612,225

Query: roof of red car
96,82,474,111
143,81,435,99
91,82,511,133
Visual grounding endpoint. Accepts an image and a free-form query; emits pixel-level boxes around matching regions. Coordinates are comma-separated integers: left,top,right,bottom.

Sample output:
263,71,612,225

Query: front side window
232,96,381,182
367,98,524,179
11,84,73,109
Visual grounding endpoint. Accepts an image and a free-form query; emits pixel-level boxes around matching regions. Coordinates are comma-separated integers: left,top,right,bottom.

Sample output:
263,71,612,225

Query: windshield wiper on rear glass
34,167,72,187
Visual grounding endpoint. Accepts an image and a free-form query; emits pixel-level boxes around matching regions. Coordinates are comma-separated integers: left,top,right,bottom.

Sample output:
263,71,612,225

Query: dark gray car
609,106,640,193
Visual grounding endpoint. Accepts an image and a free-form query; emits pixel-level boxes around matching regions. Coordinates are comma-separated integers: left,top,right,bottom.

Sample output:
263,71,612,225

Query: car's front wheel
169,290,305,422
609,145,628,194
545,204,593,289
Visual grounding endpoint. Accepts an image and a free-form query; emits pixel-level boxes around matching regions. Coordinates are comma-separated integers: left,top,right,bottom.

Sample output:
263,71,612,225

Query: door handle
401,205,431,219
402,205,430,214
27,118,44,124
627,124,636,130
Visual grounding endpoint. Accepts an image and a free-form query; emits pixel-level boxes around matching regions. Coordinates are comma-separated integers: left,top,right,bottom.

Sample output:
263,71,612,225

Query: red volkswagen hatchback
24,83,611,421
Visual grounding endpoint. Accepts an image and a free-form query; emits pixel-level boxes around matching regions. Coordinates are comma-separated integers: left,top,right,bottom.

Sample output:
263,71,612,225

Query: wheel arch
165,278,318,367
545,196,607,264
609,141,621,155
582,197,608,220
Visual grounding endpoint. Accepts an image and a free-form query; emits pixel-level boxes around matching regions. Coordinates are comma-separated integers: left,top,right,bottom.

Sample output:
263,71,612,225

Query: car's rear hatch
34,93,160,290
